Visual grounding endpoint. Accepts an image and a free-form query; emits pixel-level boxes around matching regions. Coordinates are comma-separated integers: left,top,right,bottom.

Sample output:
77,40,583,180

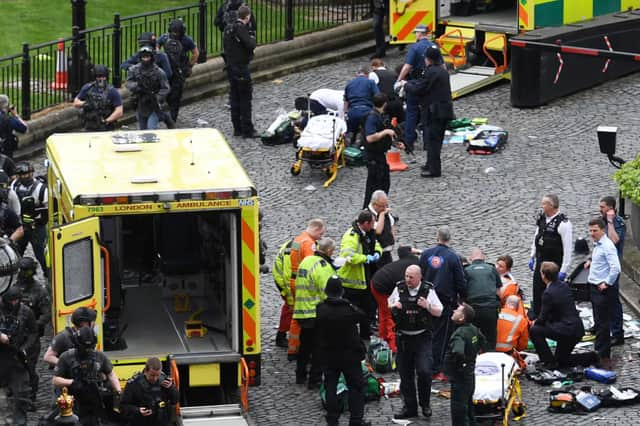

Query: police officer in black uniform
120,357,179,426
73,65,124,131
17,256,50,400
371,0,388,58
223,5,259,138
404,46,454,178
528,194,572,319
11,161,47,274
362,93,397,209
389,265,443,420
444,303,487,425
0,286,37,426
44,307,97,368
53,326,122,425
125,46,171,130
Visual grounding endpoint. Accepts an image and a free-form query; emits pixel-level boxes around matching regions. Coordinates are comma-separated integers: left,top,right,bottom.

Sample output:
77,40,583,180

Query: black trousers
529,324,581,366
167,75,185,121
450,375,476,426
396,332,433,411
423,118,448,176
471,306,498,350
296,324,321,383
531,261,545,319
227,65,255,135
362,157,390,209
432,303,454,373
591,284,614,359
26,338,40,398
0,353,30,425
343,287,374,340
372,9,387,55
324,361,365,425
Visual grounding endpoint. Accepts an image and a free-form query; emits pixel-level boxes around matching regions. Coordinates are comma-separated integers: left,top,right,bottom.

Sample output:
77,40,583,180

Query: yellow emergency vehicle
390,0,640,97
46,128,260,425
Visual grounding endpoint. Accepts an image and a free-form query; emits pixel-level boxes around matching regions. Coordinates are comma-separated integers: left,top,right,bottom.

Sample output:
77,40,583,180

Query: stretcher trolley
290,114,346,188
473,352,526,425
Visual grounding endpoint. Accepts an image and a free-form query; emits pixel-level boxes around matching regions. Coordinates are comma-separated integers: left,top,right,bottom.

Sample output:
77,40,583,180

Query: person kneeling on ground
496,295,529,369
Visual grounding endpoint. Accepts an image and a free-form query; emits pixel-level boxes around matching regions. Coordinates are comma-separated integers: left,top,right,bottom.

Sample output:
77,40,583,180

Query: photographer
362,92,403,209
0,94,27,158
120,357,179,426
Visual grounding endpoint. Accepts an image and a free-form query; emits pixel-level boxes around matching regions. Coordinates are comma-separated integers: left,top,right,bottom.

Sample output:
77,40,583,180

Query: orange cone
51,39,67,90
387,150,408,171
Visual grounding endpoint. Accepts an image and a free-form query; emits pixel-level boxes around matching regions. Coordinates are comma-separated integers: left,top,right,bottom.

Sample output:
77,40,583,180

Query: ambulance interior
438,0,517,32
98,210,241,360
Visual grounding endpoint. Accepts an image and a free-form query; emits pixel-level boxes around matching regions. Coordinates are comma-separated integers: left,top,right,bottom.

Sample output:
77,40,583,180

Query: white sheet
473,352,517,401
297,115,346,150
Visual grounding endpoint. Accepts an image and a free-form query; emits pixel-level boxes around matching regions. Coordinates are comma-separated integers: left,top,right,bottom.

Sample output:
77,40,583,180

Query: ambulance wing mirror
597,126,625,169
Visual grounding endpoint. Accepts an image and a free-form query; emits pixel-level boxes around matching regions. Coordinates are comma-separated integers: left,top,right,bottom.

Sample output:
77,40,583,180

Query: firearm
0,316,28,365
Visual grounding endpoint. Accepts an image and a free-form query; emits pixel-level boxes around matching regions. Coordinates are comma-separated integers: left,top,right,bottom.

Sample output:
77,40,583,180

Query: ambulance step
461,66,498,76
180,404,248,425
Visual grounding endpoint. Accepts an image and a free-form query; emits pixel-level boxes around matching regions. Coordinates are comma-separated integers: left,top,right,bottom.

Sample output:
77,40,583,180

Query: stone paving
15,47,640,425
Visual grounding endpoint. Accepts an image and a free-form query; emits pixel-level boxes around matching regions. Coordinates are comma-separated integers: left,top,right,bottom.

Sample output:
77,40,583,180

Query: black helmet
71,306,97,327
93,64,109,79
18,257,37,280
169,19,185,36
15,161,33,175
76,326,97,351
138,31,156,48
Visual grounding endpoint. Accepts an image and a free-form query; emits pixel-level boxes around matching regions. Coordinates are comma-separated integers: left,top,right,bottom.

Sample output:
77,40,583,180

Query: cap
71,307,97,326
414,24,428,33
424,46,442,62
324,276,343,298
93,65,108,78
397,246,413,259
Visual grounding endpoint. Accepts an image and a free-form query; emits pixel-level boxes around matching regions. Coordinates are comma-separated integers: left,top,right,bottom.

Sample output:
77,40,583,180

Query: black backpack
216,0,243,31
164,36,184,80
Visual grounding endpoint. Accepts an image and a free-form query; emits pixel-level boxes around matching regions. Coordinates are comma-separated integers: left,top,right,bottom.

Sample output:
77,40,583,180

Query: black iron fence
0,0,371,120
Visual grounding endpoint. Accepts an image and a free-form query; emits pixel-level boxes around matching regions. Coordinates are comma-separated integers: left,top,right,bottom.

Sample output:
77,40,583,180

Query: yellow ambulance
46,128,261,424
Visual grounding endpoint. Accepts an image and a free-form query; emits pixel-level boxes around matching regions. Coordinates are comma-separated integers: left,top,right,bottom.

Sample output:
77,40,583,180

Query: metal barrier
0,0,371,120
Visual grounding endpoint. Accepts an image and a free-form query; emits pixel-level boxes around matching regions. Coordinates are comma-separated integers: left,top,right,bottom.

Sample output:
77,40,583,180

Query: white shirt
388,283,443,318
309,89,345,119
367,203,396,252
530,212,573,274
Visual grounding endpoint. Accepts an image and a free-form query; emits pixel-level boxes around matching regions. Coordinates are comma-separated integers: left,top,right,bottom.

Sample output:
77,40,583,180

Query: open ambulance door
51,217,104,350
389,0,437,44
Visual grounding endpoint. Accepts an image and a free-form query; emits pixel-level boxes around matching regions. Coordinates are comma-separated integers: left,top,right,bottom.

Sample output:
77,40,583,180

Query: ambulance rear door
51,217,104,348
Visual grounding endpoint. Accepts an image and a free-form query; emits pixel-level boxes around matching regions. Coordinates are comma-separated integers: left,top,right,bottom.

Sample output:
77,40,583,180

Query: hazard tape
554,53,563,84
602,35,613,73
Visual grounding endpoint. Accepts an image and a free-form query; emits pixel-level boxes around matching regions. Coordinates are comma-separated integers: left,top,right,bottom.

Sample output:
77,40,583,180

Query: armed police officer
0,170,21,216
126,46,171,130
0,94,28,158
11,161,47,274
73,65,123,131
53,326,121,425
17,256,50,400
389,265,442,420
158,19,199,122
120,357,179,426
223,5,259,138
44,307,97,368
0,286,37,425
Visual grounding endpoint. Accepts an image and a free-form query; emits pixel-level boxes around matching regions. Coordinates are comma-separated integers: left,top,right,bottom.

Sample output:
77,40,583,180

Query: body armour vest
373,68,396,99
534,213,566,264
395,281,432,332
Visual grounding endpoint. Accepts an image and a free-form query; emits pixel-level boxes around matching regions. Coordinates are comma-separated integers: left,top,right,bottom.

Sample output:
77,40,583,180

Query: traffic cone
51,39,67,90
387,150,408,171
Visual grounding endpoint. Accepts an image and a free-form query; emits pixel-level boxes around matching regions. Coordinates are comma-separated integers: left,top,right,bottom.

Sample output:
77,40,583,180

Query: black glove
68,379,86,395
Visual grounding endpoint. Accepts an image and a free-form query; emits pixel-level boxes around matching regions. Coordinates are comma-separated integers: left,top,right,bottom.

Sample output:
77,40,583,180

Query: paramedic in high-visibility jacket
419,226,466,379
338,210,382,341
272,239,294,348
292,238,337,389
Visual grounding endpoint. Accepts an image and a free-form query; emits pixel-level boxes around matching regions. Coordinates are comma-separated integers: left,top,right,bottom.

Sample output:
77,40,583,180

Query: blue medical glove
528,258,535,271
558,272,567,281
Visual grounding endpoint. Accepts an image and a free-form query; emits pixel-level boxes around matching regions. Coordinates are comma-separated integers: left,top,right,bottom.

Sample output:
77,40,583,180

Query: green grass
0,0,195,58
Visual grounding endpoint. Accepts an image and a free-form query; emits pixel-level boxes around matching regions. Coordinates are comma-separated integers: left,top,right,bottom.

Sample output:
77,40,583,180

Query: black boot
275,332,288,348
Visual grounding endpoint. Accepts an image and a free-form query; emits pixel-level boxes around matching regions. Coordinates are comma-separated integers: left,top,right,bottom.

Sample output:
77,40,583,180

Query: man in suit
529,261,597,369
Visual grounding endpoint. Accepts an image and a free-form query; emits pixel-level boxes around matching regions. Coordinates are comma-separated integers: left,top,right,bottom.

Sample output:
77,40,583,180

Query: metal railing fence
0,0,371,120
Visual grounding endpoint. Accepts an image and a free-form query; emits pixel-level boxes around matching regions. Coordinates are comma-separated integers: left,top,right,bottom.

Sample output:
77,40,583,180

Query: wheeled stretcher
473,352,526,425
290,114,346,188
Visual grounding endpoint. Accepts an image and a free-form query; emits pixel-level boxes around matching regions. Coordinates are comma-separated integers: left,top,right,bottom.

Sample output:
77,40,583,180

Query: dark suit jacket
537,280,584,338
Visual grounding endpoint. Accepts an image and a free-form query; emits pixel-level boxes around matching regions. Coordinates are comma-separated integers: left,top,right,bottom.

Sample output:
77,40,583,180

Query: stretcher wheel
291,164,301,175
512,403,525,416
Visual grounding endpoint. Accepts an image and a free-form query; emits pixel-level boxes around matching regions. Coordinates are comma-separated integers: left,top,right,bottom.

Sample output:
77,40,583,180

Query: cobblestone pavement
21,47,640,425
